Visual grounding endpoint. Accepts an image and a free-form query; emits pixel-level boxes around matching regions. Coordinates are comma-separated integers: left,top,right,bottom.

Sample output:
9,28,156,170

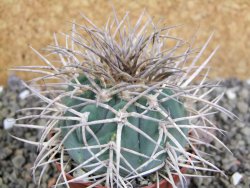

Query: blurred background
0,1,250,188
0,0,250,84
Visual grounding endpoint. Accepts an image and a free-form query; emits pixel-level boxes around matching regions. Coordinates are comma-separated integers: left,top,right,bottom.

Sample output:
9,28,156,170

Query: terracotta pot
54,162,185,188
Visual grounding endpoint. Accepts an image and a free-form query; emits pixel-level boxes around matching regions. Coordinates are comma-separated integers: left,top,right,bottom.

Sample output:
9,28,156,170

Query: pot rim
54,162,186,188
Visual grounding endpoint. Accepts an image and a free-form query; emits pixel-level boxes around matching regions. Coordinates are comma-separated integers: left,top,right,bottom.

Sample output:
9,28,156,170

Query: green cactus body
60,76,188,177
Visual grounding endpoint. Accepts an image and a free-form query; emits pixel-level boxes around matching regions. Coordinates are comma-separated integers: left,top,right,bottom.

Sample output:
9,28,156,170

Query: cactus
61,76,188,177
13,11,235,188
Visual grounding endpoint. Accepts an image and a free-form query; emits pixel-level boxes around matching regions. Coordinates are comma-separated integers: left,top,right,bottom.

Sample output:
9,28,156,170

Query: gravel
0,76,58,188
189,78,250,188
0,76,249,188
3,118,16,130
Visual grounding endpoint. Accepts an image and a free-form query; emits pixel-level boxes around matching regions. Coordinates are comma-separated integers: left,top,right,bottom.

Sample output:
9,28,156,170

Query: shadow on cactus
12,11,236,188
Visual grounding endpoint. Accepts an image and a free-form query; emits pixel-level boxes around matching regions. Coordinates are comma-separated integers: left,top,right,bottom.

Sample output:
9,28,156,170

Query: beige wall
0,0,249,85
